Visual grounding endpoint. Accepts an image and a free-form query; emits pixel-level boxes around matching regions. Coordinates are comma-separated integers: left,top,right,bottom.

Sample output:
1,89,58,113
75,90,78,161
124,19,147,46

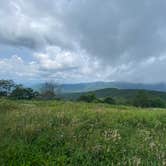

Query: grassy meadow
0,99,166,165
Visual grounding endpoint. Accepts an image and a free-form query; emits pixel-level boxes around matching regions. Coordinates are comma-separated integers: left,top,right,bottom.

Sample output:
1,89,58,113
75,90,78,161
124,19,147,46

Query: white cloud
0,55,38,81
0,47,113,83
33,46,111,83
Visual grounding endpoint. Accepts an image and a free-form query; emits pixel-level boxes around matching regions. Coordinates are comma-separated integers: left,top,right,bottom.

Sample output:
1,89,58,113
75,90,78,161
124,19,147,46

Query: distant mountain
59,82,166,93
60,88,166,102
31,81,166,93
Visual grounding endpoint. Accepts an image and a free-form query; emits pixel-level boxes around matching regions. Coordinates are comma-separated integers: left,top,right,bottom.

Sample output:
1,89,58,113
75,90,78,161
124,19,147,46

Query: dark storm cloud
1,0,166,61
58,0,166,65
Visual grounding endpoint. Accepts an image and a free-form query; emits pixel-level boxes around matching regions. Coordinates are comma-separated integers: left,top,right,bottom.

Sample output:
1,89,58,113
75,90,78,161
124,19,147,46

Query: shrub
10,86,38,100
103,97,116,104
133,91,150,108
40,82,59,99
0,80,15,96
149,98,165,108
133,91,165,108
78,93,98,103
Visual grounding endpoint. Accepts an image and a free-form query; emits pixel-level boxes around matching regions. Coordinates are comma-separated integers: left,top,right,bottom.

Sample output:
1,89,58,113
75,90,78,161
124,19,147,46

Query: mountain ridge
31,81,166,93
60,88,166,102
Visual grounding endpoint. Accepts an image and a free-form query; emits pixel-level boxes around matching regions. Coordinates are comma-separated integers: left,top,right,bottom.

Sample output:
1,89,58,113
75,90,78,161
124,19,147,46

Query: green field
0,99,166,165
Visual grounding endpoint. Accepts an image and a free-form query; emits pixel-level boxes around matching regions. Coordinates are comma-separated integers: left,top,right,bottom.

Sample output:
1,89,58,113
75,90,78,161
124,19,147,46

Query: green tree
149,98,165,108
133,91,150,108
41,82,60,99
78,93,98,103
10,86,38,99
0,80,15,96
103,97,116,104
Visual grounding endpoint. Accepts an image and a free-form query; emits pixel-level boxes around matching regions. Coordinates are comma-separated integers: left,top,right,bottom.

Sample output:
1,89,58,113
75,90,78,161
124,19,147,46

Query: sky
1,0,166,84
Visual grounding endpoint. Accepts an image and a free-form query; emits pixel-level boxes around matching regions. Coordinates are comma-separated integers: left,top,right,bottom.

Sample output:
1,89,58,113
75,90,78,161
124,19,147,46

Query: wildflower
103,129,121,142
149,142,156,149
132,156,141,166
162,159,166,166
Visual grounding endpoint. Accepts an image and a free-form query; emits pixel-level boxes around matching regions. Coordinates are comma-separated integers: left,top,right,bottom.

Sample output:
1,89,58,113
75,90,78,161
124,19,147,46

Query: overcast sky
1,0,166,84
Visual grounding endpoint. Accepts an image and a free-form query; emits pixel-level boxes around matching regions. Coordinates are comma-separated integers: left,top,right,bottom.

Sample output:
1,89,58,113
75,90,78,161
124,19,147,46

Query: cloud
59,0,166,65
0,55,38,82
0,0,166,83
0,47,112,83
33,46,110,83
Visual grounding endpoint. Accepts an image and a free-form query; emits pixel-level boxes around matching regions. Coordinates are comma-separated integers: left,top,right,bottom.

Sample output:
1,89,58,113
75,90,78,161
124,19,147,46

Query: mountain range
60,88,166,102
32,81,166,93
59,81,166,93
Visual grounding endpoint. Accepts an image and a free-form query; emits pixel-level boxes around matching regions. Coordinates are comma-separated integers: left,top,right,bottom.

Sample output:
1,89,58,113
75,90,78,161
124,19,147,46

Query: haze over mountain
32,81,166,94
59,82,166,93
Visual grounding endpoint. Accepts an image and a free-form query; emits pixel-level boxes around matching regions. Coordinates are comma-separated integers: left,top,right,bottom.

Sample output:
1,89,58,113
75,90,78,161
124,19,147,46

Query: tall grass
0,99,166,165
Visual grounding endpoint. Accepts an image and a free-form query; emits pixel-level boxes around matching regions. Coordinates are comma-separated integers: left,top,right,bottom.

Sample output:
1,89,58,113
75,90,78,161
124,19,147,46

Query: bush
149,98,165,108
10,86,39,100
40,90,56,100
133,91,150,108
78,93,98,103
40,82,59,99
0,80,15,96
133,91,165,108
103,97,116,104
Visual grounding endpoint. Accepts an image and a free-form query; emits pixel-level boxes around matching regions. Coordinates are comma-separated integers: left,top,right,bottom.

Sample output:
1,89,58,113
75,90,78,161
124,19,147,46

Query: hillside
60,82,166,93
0,99,166,165
61,88,166,101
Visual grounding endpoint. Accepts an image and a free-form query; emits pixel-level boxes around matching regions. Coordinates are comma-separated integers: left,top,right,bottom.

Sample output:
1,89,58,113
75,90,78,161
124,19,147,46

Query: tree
78,93,98,103
10,86,38,99
103,97,116,104
133,91,150,108
149,98,165,108
0,80,15,96
40,81,60,99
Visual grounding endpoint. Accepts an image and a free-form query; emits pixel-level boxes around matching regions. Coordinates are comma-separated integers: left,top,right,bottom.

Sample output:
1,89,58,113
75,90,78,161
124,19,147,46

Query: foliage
0,79,40,100
149,98,165,108
40,82,60,99
77,93,99,103
0,80,15,96
103,96,116,104
62,88,166,105
67,89,166,108
10,86,39,99
133,91,150,107
0,99,166,165
133,91,166,108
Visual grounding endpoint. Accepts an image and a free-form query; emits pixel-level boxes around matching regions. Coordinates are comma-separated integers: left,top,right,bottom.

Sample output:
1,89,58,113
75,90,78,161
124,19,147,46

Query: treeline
1,79,166,108
77,91,166,108
0,80,59,100
0,80,39,99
